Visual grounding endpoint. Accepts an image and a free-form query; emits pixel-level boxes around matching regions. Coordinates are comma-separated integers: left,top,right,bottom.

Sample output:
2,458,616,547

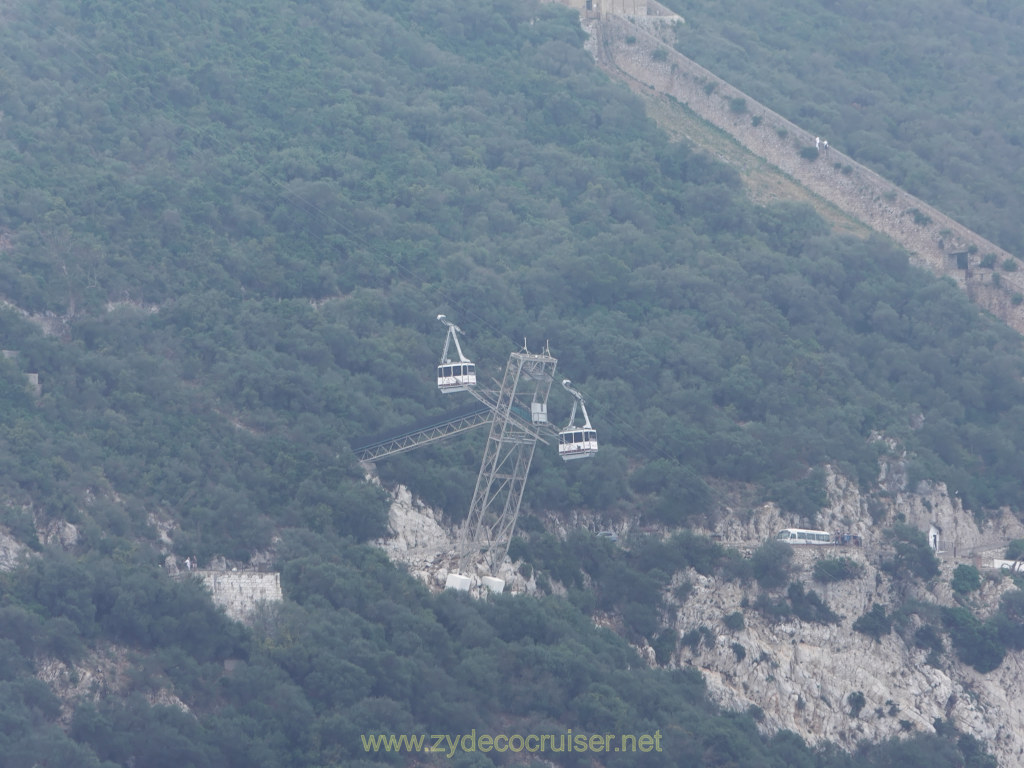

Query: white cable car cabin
775,528,832,545
558,379,598,460
436,314,477,393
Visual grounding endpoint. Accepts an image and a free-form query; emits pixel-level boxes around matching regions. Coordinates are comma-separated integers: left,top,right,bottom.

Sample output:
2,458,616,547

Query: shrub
787,582,840,624
908,208,932,226
799,146,820,160
729,97,747,114
753,593,792,622
915,623,945,667
848,690,866,718
853,604,892,642
1002,258,1019,272
507,537,528,563
813,557,864,583
1006,539,1024,560
951,564,981,594
914,624,944,654
751,540,793,589
731,642,746,661
681,625,715,652
943,606,1005,672
980,253,998,269
720,549,754,582
652,629,678,665
652,48,668,61
991,589,1024,650
883,524,939,581
722,611,745,631
674,580,694,603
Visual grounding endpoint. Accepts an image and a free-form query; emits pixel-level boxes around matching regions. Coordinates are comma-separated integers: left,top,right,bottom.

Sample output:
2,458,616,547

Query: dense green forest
667,0,1024,256
0,0,1018,764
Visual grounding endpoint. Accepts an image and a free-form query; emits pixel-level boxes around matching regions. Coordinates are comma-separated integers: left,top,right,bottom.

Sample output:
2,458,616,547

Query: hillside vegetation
0,0,1016,764
666,0,1024,256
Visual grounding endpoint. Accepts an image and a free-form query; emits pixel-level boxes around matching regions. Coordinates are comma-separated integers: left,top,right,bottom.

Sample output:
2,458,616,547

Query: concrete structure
192,569,283,622
558,0,681,21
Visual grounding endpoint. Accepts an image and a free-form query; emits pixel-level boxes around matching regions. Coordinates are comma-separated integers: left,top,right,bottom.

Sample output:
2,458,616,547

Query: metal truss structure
457,347,557,574
355,320,587,579
353,404,492,462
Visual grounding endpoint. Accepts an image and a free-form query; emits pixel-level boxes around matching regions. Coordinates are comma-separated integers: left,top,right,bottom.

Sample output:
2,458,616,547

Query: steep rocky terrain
375,452,1024,765
679,463,1024,766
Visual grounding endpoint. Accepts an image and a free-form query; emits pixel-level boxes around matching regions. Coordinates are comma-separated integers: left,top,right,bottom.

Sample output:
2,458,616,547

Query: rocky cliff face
374,458,1024,766
679,464,1024,766
374,479,536,595
0,527,26,571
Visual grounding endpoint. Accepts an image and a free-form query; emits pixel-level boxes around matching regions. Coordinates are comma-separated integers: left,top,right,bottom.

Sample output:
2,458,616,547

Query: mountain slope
0,0,1018,765
662,0,1024,258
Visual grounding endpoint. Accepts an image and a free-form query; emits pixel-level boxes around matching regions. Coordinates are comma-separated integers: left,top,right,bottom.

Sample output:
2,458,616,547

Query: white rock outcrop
677,465,1024,767
0,527,27,571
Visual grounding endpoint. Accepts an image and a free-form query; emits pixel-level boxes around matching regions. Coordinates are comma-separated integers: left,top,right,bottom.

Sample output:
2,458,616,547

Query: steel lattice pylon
458,348,557,574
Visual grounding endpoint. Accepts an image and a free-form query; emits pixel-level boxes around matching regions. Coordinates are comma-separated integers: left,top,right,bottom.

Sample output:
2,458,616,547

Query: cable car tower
354,315,596,593
457,345,558,577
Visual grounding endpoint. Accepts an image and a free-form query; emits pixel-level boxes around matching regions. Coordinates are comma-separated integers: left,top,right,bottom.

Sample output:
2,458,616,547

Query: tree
884,524,940,581
853,605,892,642
943,607,1005,672
848,690,866,718
951,564,981,595
750,540,793,589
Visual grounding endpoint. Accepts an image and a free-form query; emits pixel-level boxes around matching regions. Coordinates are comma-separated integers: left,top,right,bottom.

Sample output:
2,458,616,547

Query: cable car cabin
437,362,476,393
558,427,598,460
436,315,476,393
775,528,832,545
559,379,597,460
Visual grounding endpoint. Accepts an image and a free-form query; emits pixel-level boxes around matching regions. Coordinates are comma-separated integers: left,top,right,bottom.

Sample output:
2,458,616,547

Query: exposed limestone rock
0,526,27,571
148,511,177,548
368,453,1024,763
0,298,69,338
40,519,79,550
38,646,190,725
379,484,452,558
374,482,537,595
376,483,455,589
675,464,1024,767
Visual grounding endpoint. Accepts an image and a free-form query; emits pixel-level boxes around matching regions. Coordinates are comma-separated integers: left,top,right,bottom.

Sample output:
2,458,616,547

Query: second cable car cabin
558,379,598,460
436,314,477,393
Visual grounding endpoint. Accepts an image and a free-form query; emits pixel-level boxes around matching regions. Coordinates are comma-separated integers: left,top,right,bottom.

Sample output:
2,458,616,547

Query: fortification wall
193,570,282,622
565,4,1024,334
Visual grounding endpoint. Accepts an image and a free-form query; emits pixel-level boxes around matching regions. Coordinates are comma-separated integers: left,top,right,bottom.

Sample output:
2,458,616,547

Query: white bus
775,528,832,545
